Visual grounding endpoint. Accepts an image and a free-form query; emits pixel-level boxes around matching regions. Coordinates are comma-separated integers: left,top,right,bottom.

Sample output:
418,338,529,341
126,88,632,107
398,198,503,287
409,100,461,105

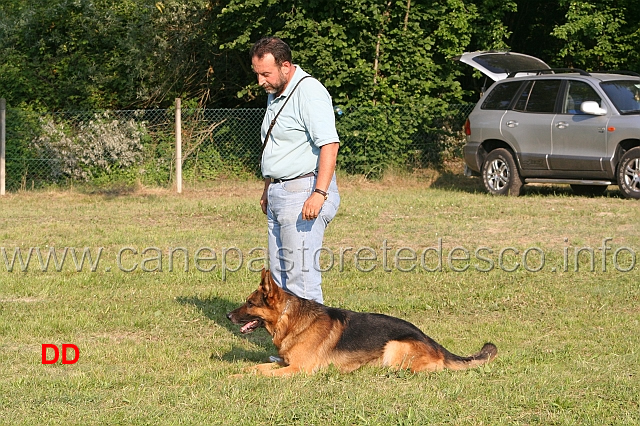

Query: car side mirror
580,101,607,116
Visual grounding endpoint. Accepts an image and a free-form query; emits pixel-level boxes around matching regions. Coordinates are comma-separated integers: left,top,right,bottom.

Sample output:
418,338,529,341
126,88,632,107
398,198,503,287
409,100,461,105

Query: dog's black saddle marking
327,308,435,353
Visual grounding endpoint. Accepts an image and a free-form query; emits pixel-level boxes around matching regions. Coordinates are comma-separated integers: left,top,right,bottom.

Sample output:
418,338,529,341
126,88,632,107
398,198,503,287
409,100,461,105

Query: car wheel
617,147,640,199
481,148,523,196
570,184,608,197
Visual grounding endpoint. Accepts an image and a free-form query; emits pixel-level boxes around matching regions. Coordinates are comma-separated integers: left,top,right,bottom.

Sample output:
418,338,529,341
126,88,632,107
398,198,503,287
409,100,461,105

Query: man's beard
262,70,288,95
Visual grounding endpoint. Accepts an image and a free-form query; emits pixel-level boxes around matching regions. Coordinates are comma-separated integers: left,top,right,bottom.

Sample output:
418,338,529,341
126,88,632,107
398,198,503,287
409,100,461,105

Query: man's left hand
302,192,325,220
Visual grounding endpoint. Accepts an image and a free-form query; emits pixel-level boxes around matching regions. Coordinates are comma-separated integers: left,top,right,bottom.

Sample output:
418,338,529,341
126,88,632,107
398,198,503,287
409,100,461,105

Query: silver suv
459,51,640,199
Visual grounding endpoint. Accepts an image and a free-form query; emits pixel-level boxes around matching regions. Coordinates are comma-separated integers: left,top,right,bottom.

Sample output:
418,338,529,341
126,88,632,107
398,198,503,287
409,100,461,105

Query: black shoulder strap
261,76,312,154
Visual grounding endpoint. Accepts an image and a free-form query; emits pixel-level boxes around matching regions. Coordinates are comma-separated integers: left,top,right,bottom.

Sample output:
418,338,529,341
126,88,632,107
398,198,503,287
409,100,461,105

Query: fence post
1,98,5,196
175,98,182,194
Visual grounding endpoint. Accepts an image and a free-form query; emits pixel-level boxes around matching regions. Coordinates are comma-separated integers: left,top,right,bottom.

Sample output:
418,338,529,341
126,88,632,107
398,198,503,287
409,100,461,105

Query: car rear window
471,54,549,74
514,80,561,113
481,81,522,110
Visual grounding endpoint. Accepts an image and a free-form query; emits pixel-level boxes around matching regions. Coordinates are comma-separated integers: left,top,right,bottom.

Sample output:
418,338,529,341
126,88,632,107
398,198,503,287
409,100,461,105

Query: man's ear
280,60,292,77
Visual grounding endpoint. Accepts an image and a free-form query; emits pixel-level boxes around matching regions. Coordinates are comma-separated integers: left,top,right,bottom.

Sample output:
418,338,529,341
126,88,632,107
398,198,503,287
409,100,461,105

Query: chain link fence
1,102,474,192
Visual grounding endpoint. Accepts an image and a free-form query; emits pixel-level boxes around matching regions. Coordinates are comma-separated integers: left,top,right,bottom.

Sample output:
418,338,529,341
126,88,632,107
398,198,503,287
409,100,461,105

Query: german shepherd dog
227,269,497,376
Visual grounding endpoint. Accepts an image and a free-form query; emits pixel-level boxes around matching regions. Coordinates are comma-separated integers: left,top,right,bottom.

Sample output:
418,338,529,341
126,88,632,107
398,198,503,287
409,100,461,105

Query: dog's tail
443,342,497,370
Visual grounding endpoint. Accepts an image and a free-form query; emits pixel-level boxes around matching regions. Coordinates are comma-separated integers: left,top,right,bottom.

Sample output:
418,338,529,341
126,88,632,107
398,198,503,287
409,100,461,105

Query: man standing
251,37,340,304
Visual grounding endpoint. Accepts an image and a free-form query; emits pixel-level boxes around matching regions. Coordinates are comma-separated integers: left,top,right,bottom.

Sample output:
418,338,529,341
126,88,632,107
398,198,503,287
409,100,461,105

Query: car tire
481,148,523,196
617,147,640,199
570,184,608,197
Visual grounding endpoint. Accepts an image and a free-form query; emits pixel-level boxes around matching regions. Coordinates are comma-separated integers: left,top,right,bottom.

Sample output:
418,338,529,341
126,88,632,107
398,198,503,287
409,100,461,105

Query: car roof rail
506,68,591,78
599,70,640,77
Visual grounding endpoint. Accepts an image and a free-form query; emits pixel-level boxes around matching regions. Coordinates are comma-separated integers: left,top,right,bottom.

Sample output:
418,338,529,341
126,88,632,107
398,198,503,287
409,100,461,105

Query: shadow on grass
75,181,142,197
431,170,624,199
175,294,275,363
522,185,624,199
430,170,484,193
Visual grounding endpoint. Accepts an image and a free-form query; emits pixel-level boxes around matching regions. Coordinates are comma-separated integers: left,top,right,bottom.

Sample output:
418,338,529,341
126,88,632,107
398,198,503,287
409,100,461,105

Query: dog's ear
259,268,273,295
259,269,281,302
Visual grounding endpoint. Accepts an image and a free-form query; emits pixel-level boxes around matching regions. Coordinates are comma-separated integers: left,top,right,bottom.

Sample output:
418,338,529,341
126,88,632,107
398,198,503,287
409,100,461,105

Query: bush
32,113,146,182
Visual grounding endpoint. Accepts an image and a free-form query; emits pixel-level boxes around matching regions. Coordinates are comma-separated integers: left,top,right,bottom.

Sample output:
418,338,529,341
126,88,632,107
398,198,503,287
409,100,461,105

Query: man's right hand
260,179,270,215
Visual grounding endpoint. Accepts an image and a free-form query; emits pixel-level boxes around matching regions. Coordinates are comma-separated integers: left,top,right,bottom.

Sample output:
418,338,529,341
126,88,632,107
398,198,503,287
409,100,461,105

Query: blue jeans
266,173,340,303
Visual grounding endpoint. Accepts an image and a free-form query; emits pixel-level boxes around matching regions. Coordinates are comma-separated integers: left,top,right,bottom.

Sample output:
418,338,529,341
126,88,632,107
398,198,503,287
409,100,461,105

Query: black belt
270,172,316,184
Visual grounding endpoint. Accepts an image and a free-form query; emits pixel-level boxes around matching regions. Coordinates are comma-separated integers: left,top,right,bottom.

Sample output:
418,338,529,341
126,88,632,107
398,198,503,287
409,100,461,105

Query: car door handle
506,120,518,128
555,121,569,129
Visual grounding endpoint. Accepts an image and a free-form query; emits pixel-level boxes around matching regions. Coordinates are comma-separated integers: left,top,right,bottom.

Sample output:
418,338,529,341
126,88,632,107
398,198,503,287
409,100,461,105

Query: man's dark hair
250,37,292,66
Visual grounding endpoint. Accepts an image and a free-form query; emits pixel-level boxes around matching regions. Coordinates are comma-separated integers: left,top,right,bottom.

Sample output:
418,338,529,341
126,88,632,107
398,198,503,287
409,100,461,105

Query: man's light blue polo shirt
260,66,340,180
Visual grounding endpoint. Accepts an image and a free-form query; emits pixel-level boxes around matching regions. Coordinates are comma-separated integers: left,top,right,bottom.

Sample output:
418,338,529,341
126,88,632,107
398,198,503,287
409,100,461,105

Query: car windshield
600,80,640,114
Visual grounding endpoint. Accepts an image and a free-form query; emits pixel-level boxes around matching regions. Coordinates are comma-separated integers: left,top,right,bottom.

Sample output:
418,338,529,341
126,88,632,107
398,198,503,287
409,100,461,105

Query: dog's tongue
241,320,259,334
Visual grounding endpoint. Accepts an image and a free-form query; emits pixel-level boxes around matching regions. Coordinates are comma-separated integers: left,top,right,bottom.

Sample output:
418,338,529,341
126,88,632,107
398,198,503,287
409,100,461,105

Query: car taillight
464,118,471,136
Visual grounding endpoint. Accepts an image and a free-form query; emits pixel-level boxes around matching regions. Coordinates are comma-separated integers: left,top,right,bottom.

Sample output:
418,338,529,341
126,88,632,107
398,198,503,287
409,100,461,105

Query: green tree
214,0,485,109
0,0,213,110
552,0,640,72
4,0,640,111
468,0,516,50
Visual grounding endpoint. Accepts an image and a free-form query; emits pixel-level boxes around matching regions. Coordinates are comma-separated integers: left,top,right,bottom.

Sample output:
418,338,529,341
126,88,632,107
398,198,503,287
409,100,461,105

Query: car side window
481,81,522,110
514,80,561,113
562,81,601,114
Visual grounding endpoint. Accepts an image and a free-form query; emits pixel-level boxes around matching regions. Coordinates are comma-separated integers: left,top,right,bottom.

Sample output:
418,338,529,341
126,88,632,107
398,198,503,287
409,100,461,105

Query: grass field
1,170,639,424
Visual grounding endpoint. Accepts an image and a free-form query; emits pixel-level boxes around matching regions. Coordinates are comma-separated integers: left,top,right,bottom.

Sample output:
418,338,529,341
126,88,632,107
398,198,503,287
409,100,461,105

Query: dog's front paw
253,362,280,373
230,363,278,377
